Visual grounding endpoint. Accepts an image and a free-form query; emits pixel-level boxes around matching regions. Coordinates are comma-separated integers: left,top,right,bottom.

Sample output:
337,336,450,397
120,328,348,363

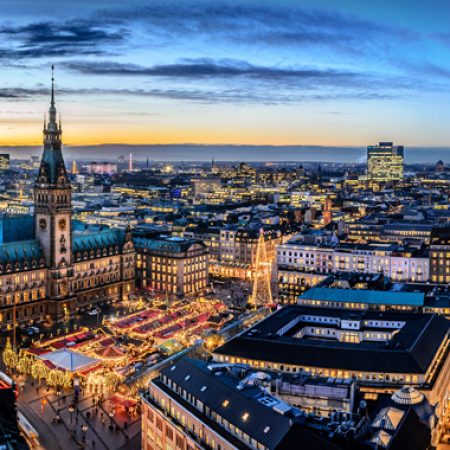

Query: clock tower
34,66,73,308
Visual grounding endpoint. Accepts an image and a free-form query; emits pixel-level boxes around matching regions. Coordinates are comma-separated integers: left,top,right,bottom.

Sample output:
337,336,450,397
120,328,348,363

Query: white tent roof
38,348,99,372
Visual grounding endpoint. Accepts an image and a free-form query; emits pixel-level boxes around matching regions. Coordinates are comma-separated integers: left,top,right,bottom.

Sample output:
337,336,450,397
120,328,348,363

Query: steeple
36,65,69,188
34,65,72,272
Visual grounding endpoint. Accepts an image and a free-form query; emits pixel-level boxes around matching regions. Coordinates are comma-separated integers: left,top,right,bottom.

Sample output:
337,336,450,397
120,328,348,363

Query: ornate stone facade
0,69,135,330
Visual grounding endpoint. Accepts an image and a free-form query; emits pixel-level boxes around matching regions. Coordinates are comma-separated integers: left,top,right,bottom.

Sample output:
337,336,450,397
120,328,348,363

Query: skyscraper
367,141,404,181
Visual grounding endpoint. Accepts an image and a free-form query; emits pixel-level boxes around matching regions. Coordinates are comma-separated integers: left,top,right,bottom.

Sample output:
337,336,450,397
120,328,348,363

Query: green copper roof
0,240,43,266
300,287,425,306
72,221,126,253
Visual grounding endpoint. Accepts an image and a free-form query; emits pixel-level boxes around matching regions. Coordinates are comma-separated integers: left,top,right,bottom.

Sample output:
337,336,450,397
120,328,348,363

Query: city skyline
2,0,450,151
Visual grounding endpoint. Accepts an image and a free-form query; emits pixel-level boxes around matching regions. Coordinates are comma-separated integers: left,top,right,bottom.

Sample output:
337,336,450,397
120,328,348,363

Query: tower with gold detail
34,66,73,313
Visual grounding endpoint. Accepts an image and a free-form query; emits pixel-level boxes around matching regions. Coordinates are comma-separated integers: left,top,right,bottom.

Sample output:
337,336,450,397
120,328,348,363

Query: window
242,412,249,422
222,400,230,407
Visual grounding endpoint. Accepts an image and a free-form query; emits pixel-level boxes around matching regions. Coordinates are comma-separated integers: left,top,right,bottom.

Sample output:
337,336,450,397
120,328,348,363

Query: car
30,326,40,334
25,328,35,336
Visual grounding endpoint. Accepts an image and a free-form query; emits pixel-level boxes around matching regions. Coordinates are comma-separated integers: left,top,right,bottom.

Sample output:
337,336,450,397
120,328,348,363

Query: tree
47,369,64,387
3,339,18,369
17,355,32,374
104,372,122,392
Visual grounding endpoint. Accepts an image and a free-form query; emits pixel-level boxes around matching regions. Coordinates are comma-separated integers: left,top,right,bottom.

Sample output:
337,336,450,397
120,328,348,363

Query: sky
2,0,450,155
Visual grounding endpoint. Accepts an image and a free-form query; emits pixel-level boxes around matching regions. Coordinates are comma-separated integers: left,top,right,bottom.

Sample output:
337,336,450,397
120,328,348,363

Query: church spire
51,64,55,105
36,65,68,187
47,65,58,131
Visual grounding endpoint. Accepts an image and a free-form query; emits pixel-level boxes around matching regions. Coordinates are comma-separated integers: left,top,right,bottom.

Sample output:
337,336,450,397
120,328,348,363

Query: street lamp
56,387,61,406
81,425,88,443
68,405,74,424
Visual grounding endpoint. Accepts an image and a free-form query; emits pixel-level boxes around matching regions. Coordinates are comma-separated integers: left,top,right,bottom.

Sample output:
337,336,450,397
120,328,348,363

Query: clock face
39,218,47,230
59,219,66,230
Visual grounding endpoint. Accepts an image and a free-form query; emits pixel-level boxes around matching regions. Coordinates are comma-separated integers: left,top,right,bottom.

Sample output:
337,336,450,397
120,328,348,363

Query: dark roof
214,306,450,375
133,236,206,254
154,358,344,450
158,358,291,449
430,226,450,245
276,422,342,450
377,406,431,450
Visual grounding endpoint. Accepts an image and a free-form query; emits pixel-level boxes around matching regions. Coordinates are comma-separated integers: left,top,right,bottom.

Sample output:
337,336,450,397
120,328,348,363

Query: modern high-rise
367,141,404,181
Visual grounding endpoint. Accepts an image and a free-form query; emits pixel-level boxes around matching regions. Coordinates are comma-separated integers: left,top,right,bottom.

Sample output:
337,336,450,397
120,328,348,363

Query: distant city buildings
367,141,404,182
0,154,10,170
86,161,118,175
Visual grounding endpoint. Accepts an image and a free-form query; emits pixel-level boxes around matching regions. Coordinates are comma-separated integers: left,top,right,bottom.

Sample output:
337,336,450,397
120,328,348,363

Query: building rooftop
214,305,450,376
300,287,425,307
149,357,338,450
133,235,205,254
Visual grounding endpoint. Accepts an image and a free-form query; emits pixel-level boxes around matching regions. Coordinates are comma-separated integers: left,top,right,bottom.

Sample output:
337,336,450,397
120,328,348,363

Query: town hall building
0,70,135,331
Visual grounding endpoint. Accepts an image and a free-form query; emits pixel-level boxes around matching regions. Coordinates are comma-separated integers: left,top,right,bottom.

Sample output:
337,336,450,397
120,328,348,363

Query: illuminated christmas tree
249,229,273,307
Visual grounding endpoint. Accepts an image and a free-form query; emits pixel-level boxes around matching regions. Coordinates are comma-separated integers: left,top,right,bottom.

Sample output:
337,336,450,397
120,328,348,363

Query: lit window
242,412,249,422
184,375,191,381
200,386,208,392
264,426,271,434
222,400,230,407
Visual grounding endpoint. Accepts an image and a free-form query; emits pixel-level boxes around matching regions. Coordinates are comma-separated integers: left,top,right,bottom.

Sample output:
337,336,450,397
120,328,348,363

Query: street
15,373,140,450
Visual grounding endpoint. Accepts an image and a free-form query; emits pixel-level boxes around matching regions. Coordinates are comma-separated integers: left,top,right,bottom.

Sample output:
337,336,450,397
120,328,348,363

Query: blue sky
2,0,450,149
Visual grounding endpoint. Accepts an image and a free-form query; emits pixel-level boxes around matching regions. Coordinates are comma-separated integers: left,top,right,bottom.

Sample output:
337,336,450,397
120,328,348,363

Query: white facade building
277,242,429,282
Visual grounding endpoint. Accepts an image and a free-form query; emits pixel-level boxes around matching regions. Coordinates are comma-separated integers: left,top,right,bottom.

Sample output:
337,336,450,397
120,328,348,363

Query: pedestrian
76,408,79,417
76,416,79,425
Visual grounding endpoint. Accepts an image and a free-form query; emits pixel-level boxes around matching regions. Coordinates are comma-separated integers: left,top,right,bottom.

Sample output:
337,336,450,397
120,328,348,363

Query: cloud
62,58,417,101
0,20,127,59
63,58,356,80
98,2,412,56
0,82,399,106
0,87,48,98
